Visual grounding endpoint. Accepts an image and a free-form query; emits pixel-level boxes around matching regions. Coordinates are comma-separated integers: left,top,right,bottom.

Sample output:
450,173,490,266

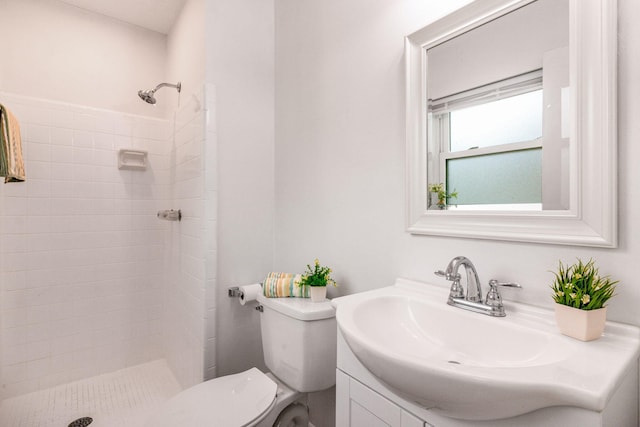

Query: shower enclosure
0,83,216,422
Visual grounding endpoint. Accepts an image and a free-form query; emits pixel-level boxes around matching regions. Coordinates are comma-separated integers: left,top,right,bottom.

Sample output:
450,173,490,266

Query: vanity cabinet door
336,370,428,427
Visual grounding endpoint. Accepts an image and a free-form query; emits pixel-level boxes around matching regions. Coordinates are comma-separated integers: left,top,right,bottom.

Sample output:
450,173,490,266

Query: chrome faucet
435,256,521,317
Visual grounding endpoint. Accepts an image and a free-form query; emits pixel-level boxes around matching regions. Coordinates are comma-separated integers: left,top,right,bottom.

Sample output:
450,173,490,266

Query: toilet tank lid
257,294,336,321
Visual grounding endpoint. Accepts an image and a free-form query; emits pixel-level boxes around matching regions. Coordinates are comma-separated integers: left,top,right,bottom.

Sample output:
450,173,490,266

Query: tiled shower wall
162,85,215,388
0,92,171,399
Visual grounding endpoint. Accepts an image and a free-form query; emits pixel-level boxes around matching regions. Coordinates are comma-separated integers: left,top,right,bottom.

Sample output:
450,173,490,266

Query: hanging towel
262,272,309,298
0,103,25,183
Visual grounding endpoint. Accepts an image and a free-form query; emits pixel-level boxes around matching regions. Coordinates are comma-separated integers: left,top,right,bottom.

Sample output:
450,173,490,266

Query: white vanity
333,279,640,427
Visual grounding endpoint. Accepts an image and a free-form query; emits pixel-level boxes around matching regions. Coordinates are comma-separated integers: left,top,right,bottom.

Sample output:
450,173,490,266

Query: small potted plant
428,183,458,209
299,259,337,302
550,258,618,341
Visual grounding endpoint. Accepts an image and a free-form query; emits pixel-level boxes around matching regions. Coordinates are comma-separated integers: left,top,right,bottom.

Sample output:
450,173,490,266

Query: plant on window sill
428,183,458,209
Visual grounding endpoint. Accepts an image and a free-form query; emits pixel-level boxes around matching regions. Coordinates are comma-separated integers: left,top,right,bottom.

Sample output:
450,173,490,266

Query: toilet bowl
145,294,336,426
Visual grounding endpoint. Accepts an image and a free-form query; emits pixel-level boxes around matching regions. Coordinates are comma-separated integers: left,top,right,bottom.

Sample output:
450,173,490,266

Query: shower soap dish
118,149,148,170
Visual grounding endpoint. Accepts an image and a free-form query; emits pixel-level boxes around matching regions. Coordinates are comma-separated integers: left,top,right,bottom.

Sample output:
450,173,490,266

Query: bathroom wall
0,92,170,399
166,0,206,112
274,0,640,425
275,0,640,320
206,0,275,378
0,0,168,118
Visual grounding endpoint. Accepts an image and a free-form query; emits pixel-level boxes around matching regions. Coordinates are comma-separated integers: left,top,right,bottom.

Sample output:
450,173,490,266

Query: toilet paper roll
239,283,262,305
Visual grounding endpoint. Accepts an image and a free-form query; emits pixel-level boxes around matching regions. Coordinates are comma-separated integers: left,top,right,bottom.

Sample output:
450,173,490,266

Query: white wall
0,0,168,118
166,0,206,113
0,93,170,399
206,0,275,377
275,0,640,425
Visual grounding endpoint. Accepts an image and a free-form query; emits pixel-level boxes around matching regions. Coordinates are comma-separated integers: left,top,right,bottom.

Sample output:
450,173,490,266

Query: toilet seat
145,367,278,427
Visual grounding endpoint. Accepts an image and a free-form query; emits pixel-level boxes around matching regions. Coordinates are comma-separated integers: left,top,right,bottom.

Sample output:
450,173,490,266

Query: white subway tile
25,216,52,233
49,109,75,129
26,358,50,380
93,149,116,167
2,196,27,216
3,363,28,384
27,142,51,162
50,145,74,165
93,132,115,150
27,340,51,361
50,127,74,146
3,271,27,290
72,147,93,165
73,130,94,148
27,198,52,216
74,113,96,131
26,179,51,198
27,161,52,180
24,124,50,144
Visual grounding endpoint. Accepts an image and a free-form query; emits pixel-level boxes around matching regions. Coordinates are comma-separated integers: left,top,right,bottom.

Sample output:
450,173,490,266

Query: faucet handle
485,280,521,307
434,270,461,281
488,280,521,290
434,270,446,277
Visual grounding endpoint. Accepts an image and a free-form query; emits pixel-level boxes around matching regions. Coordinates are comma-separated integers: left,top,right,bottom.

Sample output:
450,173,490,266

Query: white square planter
555,304,607,341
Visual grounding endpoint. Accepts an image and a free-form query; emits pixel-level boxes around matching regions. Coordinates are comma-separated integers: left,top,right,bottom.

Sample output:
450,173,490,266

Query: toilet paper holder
228,287,243,298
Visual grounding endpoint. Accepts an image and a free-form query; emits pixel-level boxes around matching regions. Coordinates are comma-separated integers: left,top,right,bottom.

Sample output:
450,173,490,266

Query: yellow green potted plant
428,183,458,209
299,259,337,302
550,258,618,341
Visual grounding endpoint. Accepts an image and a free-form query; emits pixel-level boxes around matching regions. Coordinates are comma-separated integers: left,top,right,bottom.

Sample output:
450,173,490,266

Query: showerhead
138,82,181,104
138,89,157,104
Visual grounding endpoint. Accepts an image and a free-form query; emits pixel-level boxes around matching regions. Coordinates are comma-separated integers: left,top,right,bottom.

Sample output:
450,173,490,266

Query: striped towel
263,272,309,298
0,104,25,183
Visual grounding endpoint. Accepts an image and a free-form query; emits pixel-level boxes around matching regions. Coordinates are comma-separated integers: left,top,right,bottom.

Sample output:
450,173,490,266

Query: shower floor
0,359,182,427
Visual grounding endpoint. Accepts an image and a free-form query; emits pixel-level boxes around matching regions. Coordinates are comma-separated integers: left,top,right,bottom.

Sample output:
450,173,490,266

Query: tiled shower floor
0,359,182,427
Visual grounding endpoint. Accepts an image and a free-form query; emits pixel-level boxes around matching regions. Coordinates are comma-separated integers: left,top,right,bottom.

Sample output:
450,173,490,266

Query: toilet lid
145,368,277,427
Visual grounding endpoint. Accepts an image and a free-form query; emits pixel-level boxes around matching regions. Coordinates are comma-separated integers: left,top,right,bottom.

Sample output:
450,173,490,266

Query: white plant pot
310,286,327,302
554,303,607,341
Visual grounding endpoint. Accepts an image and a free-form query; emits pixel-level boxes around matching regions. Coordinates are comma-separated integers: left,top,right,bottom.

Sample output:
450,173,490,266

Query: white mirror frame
406,0,617,247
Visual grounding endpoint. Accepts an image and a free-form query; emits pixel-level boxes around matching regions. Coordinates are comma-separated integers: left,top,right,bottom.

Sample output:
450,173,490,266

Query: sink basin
334,278,640,421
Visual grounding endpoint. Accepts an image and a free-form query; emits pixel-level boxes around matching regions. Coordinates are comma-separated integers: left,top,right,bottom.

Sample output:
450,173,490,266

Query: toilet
145,292,337,427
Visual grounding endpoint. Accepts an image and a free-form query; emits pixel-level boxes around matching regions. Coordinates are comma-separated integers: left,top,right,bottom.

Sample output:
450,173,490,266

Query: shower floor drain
68,417,93,427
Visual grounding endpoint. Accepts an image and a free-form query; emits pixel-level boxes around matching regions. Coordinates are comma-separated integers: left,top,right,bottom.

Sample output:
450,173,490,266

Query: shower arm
153,82,181,94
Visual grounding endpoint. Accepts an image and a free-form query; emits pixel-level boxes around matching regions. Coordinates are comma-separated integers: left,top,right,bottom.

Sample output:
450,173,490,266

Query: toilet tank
257,294,336,393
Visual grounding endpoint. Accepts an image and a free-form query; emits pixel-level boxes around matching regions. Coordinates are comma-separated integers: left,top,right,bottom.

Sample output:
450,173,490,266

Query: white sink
333,278,640,421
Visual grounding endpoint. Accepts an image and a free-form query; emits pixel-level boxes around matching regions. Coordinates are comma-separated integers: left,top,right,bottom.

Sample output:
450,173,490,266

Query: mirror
406,0,617,247
427,0,569,211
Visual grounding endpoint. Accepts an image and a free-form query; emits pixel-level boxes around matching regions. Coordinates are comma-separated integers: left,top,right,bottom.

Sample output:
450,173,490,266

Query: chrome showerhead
138,89,157,104
138,82,181,104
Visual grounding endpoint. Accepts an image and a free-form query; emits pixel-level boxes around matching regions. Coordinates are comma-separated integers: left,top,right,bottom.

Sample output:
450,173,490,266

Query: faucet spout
444,256,482,302
435,256,521,317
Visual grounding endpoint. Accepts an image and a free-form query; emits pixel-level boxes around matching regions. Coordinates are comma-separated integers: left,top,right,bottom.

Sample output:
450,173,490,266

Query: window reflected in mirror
425,0,569,211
